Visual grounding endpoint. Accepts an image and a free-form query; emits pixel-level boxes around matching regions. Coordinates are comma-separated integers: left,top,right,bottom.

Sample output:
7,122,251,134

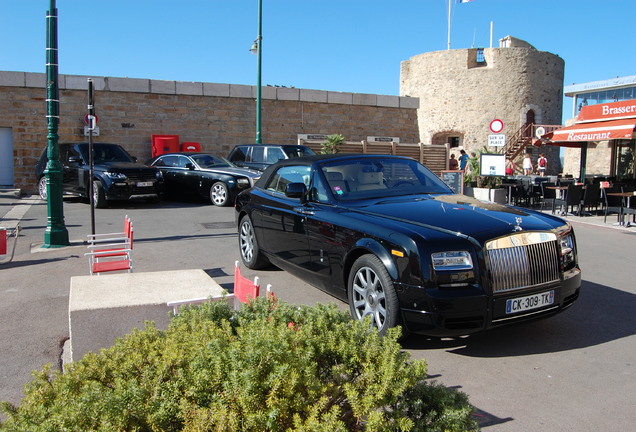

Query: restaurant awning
541,118,636,146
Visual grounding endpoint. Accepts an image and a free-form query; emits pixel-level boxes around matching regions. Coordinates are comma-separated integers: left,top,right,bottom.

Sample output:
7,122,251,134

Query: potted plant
463,147,506,203
320,134,345,154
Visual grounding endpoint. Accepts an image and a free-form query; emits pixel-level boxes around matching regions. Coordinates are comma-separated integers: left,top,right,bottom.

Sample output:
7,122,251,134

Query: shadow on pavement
403,279,636,357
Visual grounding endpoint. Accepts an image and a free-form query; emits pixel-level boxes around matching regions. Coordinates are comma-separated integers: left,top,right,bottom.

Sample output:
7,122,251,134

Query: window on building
449,137,460,148
476,48,485,63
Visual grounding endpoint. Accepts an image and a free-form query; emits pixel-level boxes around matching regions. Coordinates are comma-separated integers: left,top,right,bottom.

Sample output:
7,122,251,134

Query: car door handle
294,206,315,216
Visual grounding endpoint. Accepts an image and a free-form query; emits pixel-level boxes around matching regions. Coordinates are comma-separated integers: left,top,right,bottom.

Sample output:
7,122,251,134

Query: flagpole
447,0,452,50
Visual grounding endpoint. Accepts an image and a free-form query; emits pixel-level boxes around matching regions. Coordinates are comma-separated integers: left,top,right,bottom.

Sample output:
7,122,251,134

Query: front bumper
398,267,582,337
105,180,164,200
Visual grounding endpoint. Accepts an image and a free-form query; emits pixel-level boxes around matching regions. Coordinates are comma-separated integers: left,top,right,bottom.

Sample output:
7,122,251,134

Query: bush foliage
0,298,477,431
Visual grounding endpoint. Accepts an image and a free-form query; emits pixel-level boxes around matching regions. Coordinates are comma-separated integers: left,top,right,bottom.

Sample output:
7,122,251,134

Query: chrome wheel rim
352,266,387,329
92,181,100,204
239,220,255,263
38,177,48,200
211,183,227,205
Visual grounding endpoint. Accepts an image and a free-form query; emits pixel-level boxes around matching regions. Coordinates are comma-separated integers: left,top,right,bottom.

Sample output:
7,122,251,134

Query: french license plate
136,181,153,187
506,290,554,314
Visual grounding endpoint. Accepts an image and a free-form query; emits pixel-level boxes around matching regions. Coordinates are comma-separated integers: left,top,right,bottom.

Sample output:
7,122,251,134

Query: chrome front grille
485,232,560,294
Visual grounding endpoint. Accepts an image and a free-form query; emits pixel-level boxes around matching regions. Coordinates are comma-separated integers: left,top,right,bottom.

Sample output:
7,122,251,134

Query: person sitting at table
449,153,459,170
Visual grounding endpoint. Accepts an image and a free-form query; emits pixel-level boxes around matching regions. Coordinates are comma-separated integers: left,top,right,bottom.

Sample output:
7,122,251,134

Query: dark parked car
36,143,163,208
147,152,261,206
227,144,315,172
235,154,581,337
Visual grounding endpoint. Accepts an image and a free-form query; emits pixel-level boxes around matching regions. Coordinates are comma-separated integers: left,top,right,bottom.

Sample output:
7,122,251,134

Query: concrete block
25,73,46,88
229,84,252,98
107,77,150,93
259,85,277,100
399,96,420,109
277,87,300,101
68,269,225,362
151,79,176,95
327,92,353,105
353,93,377,106
64,75,107,91
203,82,230,97
377,95,400,108
300,89,328,103
176,81,203,96
0,71,25,87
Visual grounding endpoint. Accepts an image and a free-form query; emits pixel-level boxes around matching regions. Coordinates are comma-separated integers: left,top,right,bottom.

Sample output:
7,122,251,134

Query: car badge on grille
513,217,523,231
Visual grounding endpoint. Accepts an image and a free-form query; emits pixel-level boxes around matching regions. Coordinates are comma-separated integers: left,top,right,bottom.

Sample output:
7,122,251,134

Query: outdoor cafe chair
167,261,273,314
553,184,583,216
540,182,557,211
579,182,601,215
602,187,624,224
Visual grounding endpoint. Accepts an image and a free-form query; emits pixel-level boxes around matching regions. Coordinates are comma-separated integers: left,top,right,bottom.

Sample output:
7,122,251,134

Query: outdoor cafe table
606,192,635,227
500,183,519,205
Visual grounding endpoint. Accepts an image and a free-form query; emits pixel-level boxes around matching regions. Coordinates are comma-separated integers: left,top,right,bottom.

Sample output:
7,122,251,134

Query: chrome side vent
486,232,560,294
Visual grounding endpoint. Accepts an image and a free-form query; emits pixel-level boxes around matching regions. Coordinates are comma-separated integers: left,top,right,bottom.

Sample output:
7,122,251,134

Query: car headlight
155,171,163,180
104,172,127,180
431,251,473,271
237,177,250,187
558,230,575,268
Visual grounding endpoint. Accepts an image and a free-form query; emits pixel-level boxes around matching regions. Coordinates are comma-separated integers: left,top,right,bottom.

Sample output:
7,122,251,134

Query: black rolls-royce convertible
235,154,581,337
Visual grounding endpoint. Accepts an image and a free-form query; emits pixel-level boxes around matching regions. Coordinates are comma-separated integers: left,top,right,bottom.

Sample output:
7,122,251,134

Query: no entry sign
490,119,504,133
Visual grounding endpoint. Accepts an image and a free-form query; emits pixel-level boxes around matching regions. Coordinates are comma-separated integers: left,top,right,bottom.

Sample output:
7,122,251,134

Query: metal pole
43,0,69,247
87,79,96,236
255,0,262,144
447,0,452,50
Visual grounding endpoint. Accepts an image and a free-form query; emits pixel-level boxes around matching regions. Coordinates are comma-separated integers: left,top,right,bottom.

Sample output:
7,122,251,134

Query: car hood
200,167,261,178
347,194,567,240
95,161,157,172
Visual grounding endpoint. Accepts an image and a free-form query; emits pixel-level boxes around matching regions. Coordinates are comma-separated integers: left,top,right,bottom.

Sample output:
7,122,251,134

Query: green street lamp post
250,0,263,144
43,0,69,247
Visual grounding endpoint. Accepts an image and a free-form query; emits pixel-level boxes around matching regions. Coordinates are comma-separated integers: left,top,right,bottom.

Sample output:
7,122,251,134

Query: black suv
36,143,164,208
227,144,315,172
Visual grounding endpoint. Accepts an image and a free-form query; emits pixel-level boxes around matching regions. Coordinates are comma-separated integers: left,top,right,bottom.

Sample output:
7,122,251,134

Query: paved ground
1,190,635,431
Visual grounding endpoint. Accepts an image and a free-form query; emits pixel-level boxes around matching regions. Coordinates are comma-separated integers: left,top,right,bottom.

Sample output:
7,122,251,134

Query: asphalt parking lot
1,191,635,431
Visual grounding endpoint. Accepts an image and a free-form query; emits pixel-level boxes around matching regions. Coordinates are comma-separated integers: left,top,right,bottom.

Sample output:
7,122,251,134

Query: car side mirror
286,182,307,202
185,163,195,170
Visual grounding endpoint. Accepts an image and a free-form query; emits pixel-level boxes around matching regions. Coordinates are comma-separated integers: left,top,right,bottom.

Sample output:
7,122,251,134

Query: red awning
541,118,636,146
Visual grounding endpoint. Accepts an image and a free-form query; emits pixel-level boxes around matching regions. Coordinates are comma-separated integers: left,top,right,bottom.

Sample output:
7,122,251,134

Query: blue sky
2,0,634,105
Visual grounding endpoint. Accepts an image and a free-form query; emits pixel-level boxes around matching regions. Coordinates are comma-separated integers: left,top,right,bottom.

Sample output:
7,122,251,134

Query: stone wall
0,71,420,192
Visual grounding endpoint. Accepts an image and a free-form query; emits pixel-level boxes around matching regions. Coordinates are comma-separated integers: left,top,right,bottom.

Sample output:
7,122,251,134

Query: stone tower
400,36,564,170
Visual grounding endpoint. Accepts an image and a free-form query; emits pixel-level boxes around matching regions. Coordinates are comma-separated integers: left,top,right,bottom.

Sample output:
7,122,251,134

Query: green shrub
0,298,477,432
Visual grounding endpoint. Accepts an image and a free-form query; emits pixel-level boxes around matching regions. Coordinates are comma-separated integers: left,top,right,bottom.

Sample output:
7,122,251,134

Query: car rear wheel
239,215,269,269
348,254,400,336
210,182,229,206
37,176,48,200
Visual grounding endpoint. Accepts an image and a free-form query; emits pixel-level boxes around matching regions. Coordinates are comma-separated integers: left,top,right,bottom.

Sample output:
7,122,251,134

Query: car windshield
191,154,234,168
319,157,452,201
88,144,135,163
282,146,315,158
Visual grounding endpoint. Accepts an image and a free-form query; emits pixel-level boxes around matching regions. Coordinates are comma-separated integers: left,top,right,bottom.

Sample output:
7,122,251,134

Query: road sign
490,119,504,133
535,126,546,139
84,114,98,130
488,134,506,147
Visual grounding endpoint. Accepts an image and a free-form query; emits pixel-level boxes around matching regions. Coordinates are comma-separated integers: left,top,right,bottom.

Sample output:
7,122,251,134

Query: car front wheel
92,180,107,208
38,176,48,200
348,254,400,336
210,181,229,206
239,215,269,269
